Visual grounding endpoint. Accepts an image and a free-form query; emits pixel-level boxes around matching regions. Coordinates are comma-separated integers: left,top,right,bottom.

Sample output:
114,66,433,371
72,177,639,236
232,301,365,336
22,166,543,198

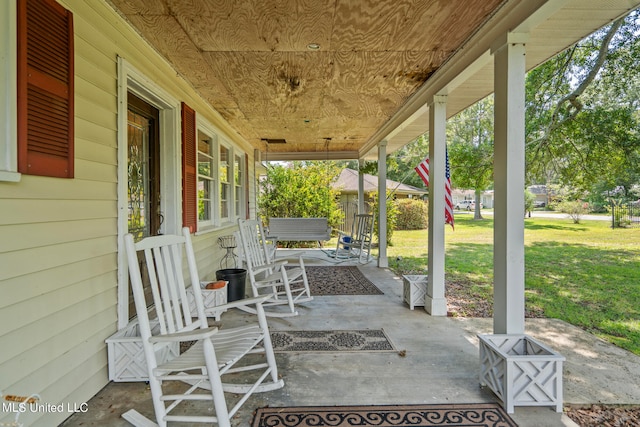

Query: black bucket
216,268,247,302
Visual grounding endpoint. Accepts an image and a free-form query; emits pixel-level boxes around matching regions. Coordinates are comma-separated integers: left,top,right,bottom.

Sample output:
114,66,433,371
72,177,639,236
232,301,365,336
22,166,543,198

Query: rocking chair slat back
129,233,205,338
239,220,273,270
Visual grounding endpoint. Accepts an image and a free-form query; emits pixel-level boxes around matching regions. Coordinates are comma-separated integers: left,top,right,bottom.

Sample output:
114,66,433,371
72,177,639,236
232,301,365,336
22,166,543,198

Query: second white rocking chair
122,227,284,427
334,213,374,263
237,219,313,317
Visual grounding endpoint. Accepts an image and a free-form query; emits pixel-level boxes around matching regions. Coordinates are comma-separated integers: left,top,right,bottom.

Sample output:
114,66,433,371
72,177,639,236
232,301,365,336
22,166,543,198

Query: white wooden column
377,140,388,268
426,95,448,316
492,33,527,334
358,159,365,213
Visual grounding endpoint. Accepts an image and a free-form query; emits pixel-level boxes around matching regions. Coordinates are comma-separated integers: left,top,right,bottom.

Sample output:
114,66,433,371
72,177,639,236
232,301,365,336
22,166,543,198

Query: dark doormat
302,266,383,295
252,403,517,427
270,329,397,353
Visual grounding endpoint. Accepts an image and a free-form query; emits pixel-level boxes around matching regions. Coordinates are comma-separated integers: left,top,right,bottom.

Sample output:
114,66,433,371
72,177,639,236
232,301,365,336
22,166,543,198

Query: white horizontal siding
0,1,254,425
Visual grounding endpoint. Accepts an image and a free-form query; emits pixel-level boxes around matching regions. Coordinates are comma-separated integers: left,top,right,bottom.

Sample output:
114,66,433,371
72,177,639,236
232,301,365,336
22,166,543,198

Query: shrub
369,191,399,246
556,200,589,224
396,198,428,230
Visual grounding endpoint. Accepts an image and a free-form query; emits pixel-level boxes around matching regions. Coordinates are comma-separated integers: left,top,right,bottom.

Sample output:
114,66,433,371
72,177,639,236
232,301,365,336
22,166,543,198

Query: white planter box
402,275,427,309
106,320,179,382
478,334,565,413
186,282,228,320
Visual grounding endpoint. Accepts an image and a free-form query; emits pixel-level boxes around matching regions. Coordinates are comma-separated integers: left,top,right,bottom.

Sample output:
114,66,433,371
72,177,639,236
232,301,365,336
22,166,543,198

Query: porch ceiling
106,0,639,161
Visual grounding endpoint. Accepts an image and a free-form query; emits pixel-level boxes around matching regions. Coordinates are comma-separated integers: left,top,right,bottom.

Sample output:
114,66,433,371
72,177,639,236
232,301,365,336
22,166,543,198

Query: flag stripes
415,158,429,187
415,149,454,229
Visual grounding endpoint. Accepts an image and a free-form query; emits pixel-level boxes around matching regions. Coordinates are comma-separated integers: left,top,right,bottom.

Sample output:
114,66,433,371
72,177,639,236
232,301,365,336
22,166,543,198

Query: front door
127,92,161,319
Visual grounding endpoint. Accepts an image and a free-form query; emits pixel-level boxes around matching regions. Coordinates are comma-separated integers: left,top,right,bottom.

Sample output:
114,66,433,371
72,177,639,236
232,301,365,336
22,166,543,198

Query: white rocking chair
237,219,313,317
334,213,374,263
122,227,284,427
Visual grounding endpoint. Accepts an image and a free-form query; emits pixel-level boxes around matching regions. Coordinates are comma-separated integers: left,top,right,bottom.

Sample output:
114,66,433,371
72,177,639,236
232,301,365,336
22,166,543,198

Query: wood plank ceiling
107,0,506,158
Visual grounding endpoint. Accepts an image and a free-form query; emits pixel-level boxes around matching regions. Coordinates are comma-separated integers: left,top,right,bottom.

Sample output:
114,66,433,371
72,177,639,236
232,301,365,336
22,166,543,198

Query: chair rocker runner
122,228,283,427
237,219,313,317
334,213,374,263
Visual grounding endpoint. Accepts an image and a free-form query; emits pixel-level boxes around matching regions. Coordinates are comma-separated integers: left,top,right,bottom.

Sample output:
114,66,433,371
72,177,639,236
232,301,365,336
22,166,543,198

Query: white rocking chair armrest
253,261,287,275
148,326,219,343
206,295,271,313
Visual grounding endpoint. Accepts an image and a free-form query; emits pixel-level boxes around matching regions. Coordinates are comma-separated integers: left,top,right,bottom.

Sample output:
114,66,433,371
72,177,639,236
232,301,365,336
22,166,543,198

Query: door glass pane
127,93,160,320
127,110,150,242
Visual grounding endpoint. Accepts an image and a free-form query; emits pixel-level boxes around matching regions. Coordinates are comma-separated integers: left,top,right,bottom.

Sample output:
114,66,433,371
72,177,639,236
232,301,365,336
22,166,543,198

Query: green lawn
380,215,640,356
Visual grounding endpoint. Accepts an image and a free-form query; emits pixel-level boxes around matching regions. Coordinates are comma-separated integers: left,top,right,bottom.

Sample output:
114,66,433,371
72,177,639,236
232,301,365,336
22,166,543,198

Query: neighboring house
333,168,427,230
333,168,427,203
452,189,494,209
528,185,554,206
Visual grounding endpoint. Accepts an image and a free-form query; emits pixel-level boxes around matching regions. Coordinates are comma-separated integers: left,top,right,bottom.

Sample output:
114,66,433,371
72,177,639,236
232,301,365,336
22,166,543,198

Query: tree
258,162,343,246
525,11,640,201
386,134,431,189
447,96,494,219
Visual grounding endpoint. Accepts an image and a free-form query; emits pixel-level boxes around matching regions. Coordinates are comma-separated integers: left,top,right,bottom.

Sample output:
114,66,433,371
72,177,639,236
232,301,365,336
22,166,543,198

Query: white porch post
492,33,527,334
377,140,388,268
358,159,365,213
426,95,448,316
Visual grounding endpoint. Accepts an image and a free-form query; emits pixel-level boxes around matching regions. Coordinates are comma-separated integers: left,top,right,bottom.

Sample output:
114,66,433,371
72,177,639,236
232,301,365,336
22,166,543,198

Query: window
193,119,246,230
219,144,230,221
234,153,244,217
17,0,74,178
197,130,216,226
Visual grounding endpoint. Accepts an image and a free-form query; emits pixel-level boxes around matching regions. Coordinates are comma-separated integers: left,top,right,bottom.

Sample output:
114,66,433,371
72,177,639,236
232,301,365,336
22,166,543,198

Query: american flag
414,149,454,229
444,149,454,229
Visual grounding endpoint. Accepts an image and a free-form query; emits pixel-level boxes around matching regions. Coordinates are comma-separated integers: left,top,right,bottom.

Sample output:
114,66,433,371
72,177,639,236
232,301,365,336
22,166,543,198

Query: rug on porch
301,265,383,295
270,329,397,353
252,403,518,427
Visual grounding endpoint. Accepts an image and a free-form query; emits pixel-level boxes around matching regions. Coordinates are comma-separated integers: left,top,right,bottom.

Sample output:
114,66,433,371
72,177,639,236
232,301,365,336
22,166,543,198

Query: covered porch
2,1,639,426
62,251,640,427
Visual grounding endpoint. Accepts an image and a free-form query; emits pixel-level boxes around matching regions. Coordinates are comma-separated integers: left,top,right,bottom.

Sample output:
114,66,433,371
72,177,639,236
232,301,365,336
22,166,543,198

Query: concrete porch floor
62,250,640,426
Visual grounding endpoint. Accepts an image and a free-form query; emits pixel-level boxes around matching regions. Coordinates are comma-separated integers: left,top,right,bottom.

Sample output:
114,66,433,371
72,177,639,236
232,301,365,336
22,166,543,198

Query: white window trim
0,1,20,182
219,138,234,226
195,118,219,230
116,57,181,328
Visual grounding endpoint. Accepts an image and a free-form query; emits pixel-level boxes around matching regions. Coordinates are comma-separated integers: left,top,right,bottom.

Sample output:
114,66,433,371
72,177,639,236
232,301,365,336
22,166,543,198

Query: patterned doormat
252,403,518,427
270,329,397,352
302,266,383,295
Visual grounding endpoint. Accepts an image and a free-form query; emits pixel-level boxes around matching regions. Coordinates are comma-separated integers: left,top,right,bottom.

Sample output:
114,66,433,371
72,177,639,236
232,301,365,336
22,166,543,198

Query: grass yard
382,215,640,356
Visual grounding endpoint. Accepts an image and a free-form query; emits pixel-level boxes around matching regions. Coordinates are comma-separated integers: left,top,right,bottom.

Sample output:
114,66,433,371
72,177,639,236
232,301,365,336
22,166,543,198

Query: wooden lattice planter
402,275,427,310
106,320,179,382
478,334,565,413
186,282,228,321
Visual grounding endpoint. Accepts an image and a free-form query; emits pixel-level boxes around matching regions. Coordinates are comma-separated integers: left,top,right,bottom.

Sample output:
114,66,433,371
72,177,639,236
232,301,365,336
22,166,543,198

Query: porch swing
261,139,332,246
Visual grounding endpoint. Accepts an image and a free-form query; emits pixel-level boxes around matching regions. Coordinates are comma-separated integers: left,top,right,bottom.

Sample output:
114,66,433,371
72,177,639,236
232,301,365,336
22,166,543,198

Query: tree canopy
257,161,343,231
525,10,640,201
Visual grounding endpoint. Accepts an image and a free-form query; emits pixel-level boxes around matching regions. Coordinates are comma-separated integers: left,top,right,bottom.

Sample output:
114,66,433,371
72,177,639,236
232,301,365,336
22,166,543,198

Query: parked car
455,200,482,211
455,200,472,210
